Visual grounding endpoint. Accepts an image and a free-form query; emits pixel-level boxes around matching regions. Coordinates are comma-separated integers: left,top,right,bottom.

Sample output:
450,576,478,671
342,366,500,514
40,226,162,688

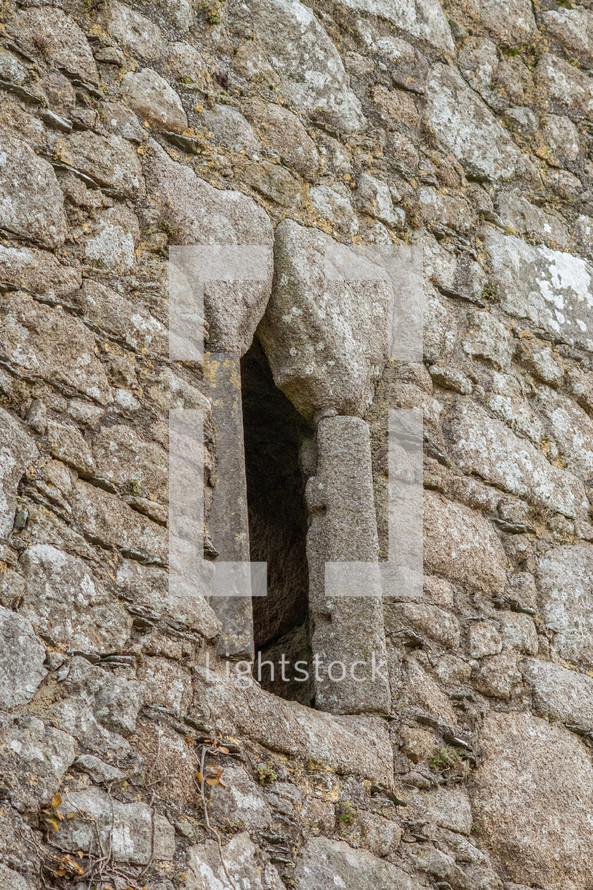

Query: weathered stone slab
517,337,564,386
196,104,261,153
193,665,394,786
524,659,593,728
137,656,192,712
242,158,301,208
12,7,98,81
0,245,81,298
444,399,588,519
123,68,187,132
64,131,143,199
55,789,175,864
536,386,593,480
158,0,193,30
74,279,166,354
0,291,112,404
204,354,254,659
337,0,453,52
423,491,507,593
99,101,147,143
0,408,38,539
306,416,391,715
259,220,393,421
188,832,283,890
145,140,273,355
536,54,593,121
473,650,521,700
478,0,537,45
309,182,359,235
0,864,37,890
207,765,273,830
417,186,475,235
537,544,593,666
463,309,513,371
0,134,66,249
99,0,166,61
500,611,538,655
0,47,26,85
73,754,125,784
115,559,220,640
542,7,593,67
45,692,132,761
496,192,569,247
386,602,461,649
0,715,75,809
71,479,167,563
229,0,364,134
294,837,421,890
399,656,458,723
84,205,139,272
425,64,529,181
46,420,94,476
92,423,167,501
96,676,143,738
358,172,403,227
243,99,319,178
19,544,131,655
0,606,46,708
483,370,545,444
540,113,581,166
412,786,473,835
485,228,593,350
166,40,209,86
45,658,142,753
471,711,593,889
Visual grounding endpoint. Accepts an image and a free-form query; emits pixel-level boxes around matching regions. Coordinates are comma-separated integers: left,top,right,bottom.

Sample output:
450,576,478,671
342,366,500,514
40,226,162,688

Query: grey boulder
258,220,393,420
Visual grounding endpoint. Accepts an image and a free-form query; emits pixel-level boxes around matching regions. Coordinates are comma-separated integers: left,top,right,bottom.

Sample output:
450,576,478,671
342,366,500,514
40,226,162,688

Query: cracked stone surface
0,607,46,709
2,0,593,885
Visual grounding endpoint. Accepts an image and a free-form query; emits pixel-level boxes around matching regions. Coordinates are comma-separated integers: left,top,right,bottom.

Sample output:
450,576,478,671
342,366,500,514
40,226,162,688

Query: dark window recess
241,340,313,705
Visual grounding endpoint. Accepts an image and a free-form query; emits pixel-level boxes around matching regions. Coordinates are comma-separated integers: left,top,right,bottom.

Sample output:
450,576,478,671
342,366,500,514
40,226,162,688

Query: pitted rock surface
425,64,529,182
2,0,593,886
229,0,365,134
0,134,67,249
0,607,46,709
471,711,593,889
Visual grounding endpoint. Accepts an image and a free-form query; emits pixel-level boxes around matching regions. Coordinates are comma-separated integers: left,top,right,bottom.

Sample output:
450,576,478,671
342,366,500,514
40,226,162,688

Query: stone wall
2,0,593,888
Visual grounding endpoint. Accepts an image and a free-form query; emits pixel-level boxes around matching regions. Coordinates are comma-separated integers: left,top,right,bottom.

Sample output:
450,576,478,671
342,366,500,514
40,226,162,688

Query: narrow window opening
241,340,313,705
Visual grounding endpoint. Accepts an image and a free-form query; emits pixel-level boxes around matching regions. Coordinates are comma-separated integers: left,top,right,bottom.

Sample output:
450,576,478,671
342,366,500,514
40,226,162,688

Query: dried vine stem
195,740,238,890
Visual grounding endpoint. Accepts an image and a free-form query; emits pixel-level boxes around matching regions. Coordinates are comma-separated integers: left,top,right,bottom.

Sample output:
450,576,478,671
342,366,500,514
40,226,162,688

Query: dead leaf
64,857,83,875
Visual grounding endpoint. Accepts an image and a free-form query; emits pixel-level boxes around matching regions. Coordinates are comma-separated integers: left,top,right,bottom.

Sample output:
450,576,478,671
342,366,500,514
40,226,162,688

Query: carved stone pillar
306,415,391,716
204,352,254,660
